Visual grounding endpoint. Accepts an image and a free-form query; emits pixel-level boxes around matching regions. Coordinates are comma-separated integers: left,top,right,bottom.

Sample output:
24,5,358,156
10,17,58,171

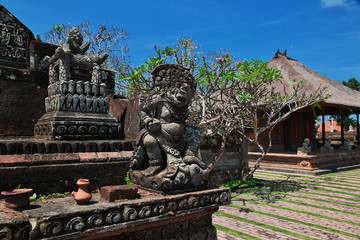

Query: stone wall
0,6,58,136
0,151,132,194
202,145,249,185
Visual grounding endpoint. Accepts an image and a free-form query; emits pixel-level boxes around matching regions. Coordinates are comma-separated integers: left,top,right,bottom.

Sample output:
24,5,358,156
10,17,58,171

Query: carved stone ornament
129,64,210,193
34,27,121,140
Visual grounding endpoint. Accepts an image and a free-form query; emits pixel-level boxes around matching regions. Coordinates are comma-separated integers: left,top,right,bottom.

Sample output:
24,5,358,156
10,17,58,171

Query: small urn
1,188,33,210
72,179,92,205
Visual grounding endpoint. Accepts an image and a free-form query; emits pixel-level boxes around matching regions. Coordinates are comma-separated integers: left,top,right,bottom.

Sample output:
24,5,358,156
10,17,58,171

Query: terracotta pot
72,179,92,205
1,188,33,210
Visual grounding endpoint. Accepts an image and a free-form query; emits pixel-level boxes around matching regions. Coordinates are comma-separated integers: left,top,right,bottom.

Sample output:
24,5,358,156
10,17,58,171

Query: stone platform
0,151,133,194
0,139,133,155
248,150,360,169
0,187,230,240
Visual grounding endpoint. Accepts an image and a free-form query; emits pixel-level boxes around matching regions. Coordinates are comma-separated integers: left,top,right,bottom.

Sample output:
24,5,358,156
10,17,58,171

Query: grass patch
214,223,262,240
297,190,360,202
255,175,360,196
239,186,360,209
228,204,360,239
239,191,360,217
220,178,264,189
30,192,69,201
216,211,318,240
279,192,360,209
254,173,360,189
326,169,360,175
254,170,360,183
232,196,360,226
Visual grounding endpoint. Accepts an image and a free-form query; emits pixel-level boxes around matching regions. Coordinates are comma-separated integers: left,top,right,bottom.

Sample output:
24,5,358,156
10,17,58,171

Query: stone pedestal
34,111,122,140
0,187,230,239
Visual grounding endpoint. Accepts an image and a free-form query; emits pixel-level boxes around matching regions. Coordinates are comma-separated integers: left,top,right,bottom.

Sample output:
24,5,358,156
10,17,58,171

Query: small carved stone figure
79,94,86,112
92,95,99,113
68,80,76,95
60,81,68,94
129,64,209,193
104,97,110,113
320,139,334,152
92,83,100,97
60,94,66,111
76,81,85,112
99,97,105,113
100,83,106,97
76,81,84,94
340,138,352,151
297,138,311,155
49,64,57,85
86,94,93,112
91,64,101,84
72,93,79,111
84,81,92,95
66,93,73,111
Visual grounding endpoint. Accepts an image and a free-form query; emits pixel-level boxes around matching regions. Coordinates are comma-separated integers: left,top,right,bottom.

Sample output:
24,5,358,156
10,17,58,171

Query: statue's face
167,81,192,107
67,29,83,52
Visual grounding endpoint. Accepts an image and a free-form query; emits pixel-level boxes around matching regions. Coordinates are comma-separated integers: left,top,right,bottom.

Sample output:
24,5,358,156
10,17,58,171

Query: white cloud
321,0,347,7
321,0,360,9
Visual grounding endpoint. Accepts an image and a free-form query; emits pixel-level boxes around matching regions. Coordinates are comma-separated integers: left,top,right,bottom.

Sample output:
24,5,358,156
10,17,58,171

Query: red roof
317,119,341,132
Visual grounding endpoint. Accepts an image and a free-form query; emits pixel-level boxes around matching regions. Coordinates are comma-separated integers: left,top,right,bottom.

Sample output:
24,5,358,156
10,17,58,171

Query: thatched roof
268,51,360,115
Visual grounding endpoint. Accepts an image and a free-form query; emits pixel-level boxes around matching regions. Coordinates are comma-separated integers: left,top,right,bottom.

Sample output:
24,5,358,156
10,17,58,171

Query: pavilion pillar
322,114,325,145
340,112,344,145
357,113,359,144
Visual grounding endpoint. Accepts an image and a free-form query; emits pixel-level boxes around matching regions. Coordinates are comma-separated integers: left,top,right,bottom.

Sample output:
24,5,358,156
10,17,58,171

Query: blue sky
2,0,359,82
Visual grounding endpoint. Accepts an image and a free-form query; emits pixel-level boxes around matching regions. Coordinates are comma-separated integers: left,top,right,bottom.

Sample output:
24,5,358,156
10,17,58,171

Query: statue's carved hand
147,118,161,133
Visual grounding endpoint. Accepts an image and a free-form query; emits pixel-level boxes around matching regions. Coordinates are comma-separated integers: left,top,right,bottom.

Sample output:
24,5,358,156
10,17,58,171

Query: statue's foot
143,166,163,177
183,156,207,169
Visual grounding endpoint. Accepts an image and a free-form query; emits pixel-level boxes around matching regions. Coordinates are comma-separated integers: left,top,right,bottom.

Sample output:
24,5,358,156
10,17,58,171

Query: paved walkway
214,168,360,240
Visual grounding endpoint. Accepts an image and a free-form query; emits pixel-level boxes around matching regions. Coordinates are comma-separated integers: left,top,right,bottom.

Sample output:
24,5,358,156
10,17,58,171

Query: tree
342,77,360,91
331,77,359,131
123,41,330,182
44,21,129,91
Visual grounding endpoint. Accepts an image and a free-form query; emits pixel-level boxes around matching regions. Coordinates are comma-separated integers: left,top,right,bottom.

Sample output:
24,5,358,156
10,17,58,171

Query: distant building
317,118,342,132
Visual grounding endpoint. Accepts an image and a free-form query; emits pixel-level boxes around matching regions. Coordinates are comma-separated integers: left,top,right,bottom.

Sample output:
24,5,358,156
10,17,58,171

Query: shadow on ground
235,176,312,203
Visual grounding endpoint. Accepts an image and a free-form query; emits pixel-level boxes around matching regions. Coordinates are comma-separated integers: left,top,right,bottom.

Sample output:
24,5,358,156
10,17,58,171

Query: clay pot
72,179,92,205
1,188,33,210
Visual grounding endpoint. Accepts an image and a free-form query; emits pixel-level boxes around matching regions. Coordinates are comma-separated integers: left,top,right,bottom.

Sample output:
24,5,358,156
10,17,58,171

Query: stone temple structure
34,28,121,140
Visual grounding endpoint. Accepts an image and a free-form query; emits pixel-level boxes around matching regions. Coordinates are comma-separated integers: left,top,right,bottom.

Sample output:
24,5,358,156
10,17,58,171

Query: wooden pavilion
266,50,360,150
248,51,360,169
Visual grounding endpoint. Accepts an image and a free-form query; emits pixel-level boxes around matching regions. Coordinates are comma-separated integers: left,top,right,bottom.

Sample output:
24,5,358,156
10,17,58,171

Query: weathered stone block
100,184,138,202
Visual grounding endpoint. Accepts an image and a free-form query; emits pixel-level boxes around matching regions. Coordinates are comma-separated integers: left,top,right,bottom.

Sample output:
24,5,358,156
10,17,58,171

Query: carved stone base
34,111,122,140
130,166,209,194
0,187,230,239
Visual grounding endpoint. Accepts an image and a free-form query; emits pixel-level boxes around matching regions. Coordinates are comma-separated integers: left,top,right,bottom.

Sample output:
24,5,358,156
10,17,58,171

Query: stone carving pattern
0,24,28,64
39,221,62,237
65,217,85,232
87,214,103,227
106,211,121,224
34,123,119,139
45,81,110,113
35,191,228,238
